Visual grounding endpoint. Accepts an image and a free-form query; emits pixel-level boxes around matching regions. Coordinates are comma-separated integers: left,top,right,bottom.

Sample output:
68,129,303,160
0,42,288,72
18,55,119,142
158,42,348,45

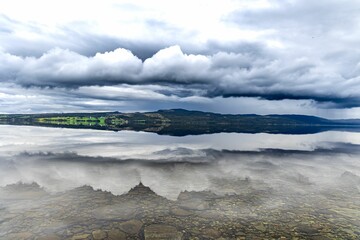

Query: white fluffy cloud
0,48,143,87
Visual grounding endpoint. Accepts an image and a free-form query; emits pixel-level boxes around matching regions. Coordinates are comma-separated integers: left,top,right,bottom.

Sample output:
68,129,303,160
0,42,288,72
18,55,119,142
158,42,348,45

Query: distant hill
1,109,360,136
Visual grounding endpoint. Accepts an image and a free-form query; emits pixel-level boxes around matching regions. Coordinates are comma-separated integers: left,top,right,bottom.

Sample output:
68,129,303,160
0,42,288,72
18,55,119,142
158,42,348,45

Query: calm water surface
0,126,359,239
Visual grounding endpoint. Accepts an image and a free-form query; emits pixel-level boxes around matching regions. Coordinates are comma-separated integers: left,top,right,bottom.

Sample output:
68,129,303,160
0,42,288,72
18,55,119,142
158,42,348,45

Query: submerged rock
108,229,126,240
92,230,107,240
71,233,90,240
93,204,137,220
177,190,217,201
179,199,210,211
36,234,61,240
340,171,360,184
0,182,48,200
170,207,193,216
5,232,33,240
144,224,183,240
177,191,216,211
296,224,319,235
128,182,156,195
202,228,221,239
118,219,143,235
254,223,267,232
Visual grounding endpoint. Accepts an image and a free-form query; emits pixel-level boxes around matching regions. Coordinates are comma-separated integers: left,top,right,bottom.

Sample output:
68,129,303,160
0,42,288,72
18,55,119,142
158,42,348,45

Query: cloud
229,0,359,28
4,48,143,87
0,0,360,112
142,46,212,84
1,45,360,108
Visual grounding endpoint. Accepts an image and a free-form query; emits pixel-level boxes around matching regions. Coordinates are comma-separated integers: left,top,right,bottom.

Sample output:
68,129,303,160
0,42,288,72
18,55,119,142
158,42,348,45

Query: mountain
1,109,360,136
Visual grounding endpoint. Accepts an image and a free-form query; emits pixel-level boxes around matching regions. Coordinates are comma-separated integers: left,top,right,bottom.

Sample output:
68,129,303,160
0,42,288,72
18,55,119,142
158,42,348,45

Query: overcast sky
0,0,360,118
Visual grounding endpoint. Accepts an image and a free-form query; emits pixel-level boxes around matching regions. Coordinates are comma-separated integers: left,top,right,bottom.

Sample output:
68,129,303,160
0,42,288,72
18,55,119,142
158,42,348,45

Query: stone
71,233,90,240
108,229,126,240
311,237,332,240
254,223,267,232
144,224,183,240
179,199,210,211
36,234,61,240
93,204,137,220
5,232,33,240
118,219,143,235
202,228,221,239
92,229,107,240
171,207,193,216
296,225,318,235
340,171,360,184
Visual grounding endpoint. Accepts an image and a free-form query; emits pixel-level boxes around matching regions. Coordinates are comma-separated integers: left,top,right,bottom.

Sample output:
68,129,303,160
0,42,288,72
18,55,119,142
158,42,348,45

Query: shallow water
0,126,359,239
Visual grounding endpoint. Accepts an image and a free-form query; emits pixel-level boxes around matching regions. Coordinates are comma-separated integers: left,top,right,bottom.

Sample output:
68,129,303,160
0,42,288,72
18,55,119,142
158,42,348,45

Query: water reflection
0,126,359,239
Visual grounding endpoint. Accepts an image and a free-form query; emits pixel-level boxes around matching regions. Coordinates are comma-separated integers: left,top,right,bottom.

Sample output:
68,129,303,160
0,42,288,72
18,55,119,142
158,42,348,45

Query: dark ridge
1,109,360,136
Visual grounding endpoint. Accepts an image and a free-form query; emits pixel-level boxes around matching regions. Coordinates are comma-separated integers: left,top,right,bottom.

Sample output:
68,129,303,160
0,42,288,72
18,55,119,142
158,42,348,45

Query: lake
0,125,359,239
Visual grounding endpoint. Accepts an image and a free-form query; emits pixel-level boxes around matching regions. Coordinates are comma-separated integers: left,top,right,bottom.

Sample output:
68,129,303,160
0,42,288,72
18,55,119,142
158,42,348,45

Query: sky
0,0,360,118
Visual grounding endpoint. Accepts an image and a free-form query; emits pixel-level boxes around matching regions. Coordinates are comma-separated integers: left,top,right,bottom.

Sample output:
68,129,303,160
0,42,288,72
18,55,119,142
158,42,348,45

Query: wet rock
254,223,267,232
93,204,137,220
108,229,126,240
144,224,183,240
296,224,319,235
295,174,312,185
71,233,90,240
0,182,48,200
170,207,193,216
178,191,217,201
128,182,156,195
340,171,360,184
5,232,33,240
36,234,61,240
1,179,360,240
177,191,216,211
92,229,107,240
202,228,221,239
118,219,143,234
311,236,332,240
179,199,210,211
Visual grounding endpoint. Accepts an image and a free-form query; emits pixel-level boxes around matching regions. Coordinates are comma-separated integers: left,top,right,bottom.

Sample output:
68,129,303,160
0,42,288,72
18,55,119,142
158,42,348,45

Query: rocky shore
0,180,359,240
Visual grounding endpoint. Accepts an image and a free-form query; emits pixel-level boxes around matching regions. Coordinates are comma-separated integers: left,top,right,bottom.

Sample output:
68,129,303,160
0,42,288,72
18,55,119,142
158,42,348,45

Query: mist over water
0,125,359,239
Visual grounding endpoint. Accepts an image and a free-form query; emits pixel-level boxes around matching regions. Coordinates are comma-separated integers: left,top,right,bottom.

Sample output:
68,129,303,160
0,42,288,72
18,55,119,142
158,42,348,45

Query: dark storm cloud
213,92,360,108
0,1,360,109
1,45,359,108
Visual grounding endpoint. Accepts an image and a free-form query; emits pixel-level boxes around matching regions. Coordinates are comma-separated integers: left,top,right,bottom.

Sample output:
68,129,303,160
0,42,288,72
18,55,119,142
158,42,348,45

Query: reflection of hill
1,109,360,136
